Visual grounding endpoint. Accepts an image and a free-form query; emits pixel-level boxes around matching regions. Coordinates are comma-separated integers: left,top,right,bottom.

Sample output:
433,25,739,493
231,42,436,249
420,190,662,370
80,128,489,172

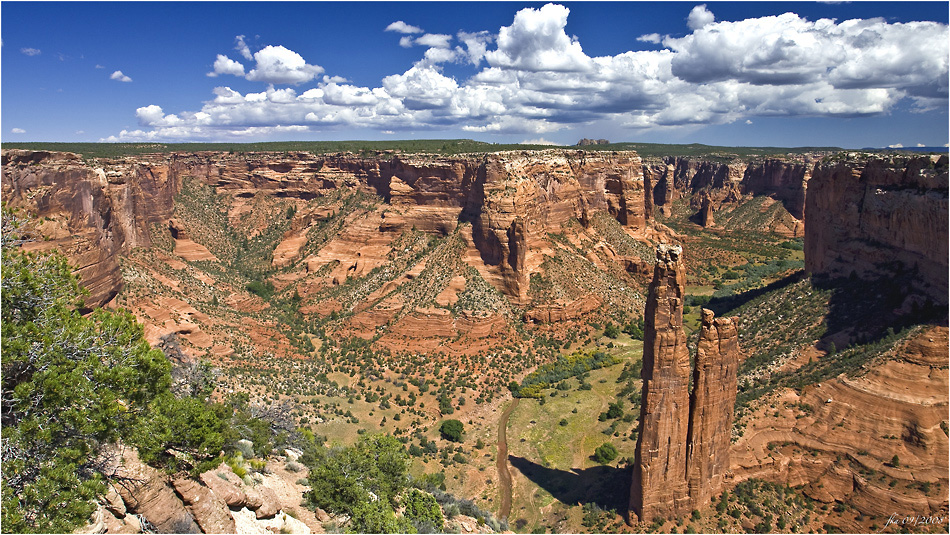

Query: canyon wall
740,159,810,219
643,156,813,230
805,155,949,305
1,150,180,307
1,149,649,308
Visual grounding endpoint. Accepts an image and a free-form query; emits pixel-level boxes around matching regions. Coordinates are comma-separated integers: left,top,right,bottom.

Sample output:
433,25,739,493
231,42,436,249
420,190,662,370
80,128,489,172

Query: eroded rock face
643,156,812,233
630,244,692,522
686,309,740,507
1,150,178,308
741,159,810,219
805,155,949,305
2,149,648,309
731,325,949,519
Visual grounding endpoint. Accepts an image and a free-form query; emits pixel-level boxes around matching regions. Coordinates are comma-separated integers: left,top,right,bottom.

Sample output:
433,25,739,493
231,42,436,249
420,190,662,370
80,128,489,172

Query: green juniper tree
1,210,171,533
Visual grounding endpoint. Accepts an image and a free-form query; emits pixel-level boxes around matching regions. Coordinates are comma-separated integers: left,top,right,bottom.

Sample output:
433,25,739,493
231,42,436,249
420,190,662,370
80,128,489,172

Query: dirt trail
496,397,519,520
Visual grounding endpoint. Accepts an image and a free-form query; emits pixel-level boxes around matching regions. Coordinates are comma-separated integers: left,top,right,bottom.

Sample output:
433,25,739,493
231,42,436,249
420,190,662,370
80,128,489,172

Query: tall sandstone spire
630,243,692,522
630,246,741,524
685,309,740,507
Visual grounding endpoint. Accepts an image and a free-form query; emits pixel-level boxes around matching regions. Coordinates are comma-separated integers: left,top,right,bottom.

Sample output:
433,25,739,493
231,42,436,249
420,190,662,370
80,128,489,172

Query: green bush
246,280,275,299
304,434,409,522
135,394,234,473
403,488,444,531
440,420,464,442
593,443,619,464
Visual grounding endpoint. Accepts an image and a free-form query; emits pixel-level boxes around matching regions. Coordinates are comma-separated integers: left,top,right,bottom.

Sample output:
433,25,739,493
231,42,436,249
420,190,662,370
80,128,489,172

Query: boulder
113,454,201,534
254,486,281,519
172,477,236,534
200,470,248,509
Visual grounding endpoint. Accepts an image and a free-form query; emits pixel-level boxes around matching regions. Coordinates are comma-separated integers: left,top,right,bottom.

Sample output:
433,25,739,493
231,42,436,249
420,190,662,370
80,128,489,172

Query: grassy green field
504,335,643,533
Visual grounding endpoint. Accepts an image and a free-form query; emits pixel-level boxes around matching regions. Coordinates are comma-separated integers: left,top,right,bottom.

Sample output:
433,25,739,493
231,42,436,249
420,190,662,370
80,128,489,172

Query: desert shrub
440,420,464,442
593,442,619,464
403,488,444,531
246,280,275,299
304,434,409,529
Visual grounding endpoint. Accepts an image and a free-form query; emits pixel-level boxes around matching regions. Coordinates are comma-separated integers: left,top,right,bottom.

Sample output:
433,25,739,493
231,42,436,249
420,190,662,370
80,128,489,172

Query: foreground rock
77,449,323,534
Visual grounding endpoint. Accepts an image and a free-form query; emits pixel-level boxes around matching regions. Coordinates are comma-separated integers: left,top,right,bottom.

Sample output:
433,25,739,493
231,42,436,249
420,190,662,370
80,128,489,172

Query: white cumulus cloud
11,128,26,134
108,3,949,141
414,34,452,49
666,11,948,106
110,70,132,82
486,3,593,72
246,45,324,84
208,54,246,77
457,31,494,65
687,4,716,31
385,21,423,34
20,47,41,56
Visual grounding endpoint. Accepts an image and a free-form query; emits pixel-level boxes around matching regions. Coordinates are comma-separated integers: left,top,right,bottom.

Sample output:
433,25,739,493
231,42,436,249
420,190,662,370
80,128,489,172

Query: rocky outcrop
805,155,949,305
685,309,740,508
630,244,692,522
81,448,320,534
576,138,609,146
696,195,715,227
731,325,949,519
172,478,236,533
523,294,602,323
112,450,201,533
631,247,742,523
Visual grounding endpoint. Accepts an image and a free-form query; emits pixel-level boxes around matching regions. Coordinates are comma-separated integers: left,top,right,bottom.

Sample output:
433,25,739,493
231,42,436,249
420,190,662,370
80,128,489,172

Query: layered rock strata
631,246,742,523
0,150,178,307
1,149,649,309
805,155,949,305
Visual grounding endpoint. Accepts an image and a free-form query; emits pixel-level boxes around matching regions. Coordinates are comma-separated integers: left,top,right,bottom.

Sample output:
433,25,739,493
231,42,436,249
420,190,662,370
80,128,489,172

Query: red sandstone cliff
2,149,650,310
686,309,740,507
631,243,692,522
805,155,948,305
1,150,179,307
740,159,811,219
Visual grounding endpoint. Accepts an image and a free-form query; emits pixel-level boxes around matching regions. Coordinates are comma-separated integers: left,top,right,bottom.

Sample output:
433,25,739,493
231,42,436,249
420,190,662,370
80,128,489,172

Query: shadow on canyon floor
508,455,630,513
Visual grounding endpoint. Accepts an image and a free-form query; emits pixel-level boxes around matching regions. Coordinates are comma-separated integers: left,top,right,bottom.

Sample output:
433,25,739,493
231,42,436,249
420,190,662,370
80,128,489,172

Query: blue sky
2,1,947,148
